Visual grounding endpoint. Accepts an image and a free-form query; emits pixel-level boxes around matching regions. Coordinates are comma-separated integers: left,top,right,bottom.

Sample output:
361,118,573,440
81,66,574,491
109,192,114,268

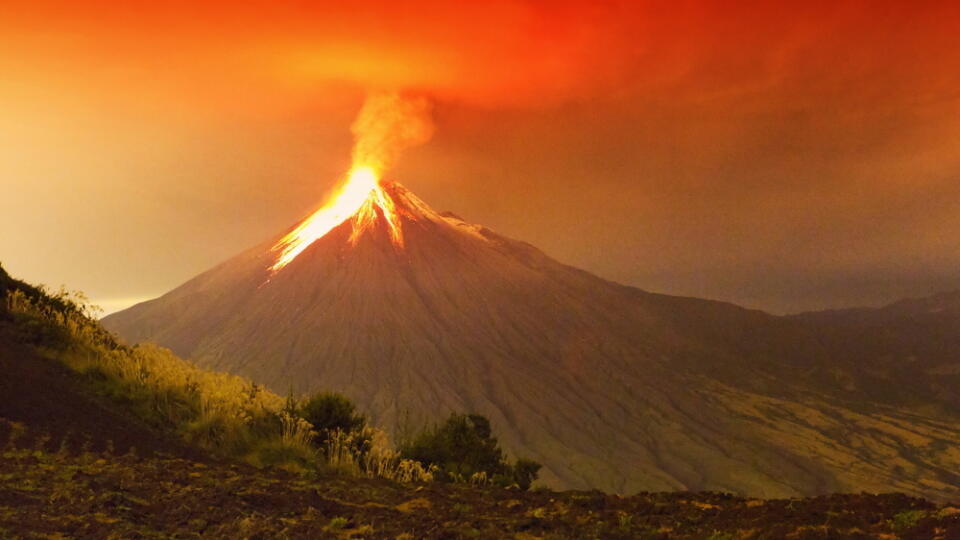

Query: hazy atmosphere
3,0,960,314
6,3,960,536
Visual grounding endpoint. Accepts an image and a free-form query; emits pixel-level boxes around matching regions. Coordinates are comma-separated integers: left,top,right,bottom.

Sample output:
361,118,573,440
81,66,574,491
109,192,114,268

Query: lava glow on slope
269,93,430,272
270,165,403,272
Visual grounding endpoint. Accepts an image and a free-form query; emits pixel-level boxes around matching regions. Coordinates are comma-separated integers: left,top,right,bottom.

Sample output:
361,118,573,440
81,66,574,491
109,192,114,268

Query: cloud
6,1,959,112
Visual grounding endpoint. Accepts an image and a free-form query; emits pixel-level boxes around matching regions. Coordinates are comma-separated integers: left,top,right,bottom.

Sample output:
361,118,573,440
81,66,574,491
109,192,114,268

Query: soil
2,431,959,539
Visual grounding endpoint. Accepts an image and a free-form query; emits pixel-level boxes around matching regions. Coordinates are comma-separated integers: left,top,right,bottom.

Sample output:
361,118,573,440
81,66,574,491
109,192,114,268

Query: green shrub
511,458,542,491
300,392,366,444
400,413,540,489
300,392,366,434
891,509,925,530
328,516,348,529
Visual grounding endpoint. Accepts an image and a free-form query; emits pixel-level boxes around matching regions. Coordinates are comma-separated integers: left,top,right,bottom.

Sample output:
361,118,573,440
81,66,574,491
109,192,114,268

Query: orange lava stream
270,165,403,272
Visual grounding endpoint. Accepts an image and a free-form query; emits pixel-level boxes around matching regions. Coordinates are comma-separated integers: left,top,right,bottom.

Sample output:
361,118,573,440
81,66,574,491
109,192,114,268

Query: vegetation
299,391,368,451
400,413,541,489
892,509,927,531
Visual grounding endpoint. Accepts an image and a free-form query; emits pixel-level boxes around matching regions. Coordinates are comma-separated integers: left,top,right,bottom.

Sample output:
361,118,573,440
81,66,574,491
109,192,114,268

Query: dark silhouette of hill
639,290,960,414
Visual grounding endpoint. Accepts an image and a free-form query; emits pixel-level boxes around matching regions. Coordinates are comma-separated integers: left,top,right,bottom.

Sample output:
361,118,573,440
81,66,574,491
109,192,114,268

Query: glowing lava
270,92,432,273
270,165,403,272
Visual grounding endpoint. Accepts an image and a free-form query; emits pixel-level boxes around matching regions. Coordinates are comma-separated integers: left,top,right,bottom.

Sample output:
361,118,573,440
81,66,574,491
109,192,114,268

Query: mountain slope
637,290,960,415
103,183,960,500
0,334,195,457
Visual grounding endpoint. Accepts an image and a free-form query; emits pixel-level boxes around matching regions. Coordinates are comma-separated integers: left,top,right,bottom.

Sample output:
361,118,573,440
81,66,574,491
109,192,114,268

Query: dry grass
324,427,437,483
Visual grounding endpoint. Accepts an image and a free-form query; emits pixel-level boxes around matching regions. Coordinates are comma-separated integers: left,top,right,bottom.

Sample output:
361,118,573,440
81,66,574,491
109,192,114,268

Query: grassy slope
0,333,197,458
0,262,327,472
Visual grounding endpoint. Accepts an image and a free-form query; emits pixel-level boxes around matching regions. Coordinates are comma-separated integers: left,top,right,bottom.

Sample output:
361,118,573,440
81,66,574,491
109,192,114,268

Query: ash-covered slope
104,183,960,500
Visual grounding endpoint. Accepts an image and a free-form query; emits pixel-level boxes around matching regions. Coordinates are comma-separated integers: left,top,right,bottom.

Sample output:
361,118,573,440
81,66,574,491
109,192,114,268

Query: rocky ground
2,429,959,539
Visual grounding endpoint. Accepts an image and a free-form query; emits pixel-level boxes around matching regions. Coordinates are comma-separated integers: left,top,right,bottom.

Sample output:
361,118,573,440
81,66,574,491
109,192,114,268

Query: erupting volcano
102,94,960,501
103,174,960,500
270,91,432,272
271,165,403,272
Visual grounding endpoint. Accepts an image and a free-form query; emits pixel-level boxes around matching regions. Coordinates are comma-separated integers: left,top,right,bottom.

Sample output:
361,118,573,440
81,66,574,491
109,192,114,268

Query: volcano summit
104,180,960,500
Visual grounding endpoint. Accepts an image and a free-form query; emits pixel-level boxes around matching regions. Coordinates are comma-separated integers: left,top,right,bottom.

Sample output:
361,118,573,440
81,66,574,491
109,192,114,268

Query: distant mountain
103,182,960,500
640,289,960,414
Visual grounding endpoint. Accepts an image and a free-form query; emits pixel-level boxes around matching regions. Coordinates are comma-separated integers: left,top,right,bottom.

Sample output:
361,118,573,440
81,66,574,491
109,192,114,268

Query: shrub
300,392,366,441
299,392,371,459
400,413,541,489
401,414,503,480
512,458,543,491
891,509,925,531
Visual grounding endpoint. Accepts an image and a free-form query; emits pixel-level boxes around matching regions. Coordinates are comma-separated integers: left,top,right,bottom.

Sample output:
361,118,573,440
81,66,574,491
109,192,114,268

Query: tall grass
324,427,437,482
4,286,433,482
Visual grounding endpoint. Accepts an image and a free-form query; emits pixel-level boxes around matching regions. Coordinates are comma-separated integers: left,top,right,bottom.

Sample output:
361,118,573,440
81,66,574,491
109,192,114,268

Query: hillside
0,267,193,456
639,290,960,415
0,334,195,457
103,182,960,500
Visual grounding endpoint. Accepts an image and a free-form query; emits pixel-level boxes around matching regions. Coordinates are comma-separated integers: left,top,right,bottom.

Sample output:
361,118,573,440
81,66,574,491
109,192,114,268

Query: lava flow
270,165,403,272
269,92,432,273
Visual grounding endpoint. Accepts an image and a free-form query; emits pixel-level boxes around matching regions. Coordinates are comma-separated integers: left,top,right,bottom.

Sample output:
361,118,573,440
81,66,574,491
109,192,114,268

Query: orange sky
2,0,960,313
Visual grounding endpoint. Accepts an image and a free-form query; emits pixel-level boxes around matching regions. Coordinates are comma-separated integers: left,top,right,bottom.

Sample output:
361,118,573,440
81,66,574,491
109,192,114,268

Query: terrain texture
104,182,960,500
3,421,960,539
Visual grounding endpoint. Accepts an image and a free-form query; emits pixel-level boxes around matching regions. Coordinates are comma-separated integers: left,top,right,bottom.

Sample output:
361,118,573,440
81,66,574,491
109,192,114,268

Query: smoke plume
350,93,434,175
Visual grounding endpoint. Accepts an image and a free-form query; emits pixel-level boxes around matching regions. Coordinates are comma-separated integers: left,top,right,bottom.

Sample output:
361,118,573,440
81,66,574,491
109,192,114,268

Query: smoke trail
350,92,434,175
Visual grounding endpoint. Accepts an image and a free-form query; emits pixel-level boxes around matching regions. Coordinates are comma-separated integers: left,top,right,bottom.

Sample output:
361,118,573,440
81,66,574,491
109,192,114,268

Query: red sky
2,0,960,313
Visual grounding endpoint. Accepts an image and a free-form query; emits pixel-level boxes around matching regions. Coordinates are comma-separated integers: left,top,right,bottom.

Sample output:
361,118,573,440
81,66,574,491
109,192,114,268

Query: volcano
104,180,960,500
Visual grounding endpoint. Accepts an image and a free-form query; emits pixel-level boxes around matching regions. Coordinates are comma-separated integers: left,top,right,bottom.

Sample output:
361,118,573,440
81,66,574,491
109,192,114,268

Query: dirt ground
2,433,959,540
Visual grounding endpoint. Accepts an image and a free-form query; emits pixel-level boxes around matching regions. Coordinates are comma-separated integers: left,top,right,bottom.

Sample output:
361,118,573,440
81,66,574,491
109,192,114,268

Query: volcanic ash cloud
350,92,434,176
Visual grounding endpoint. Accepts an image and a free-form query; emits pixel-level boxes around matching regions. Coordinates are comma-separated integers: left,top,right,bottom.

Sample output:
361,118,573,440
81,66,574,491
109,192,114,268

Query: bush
401,413,503,480
512,458,543,491
300,392,366,444
400,413,541,489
